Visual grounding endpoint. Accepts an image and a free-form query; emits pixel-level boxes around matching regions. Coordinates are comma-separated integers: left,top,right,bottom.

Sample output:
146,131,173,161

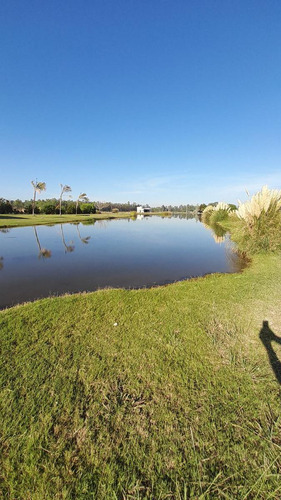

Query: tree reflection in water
75,223,91,244
0,231,8,269
201,221,247,272
33,227,52,258
60,224,75,253
202,221,227,244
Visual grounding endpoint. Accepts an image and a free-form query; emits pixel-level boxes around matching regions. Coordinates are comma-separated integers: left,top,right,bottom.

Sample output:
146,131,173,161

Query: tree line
0,197,144,215
30,181,89,215
151,204,197,212
0,198,201,215
0,180,205,215
0,198,96,215
0,180,141,214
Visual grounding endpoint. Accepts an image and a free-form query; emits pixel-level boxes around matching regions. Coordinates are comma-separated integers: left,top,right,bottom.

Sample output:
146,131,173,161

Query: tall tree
95,201,110,212
31,180,46,216
59,184,72,215
76,192,88,215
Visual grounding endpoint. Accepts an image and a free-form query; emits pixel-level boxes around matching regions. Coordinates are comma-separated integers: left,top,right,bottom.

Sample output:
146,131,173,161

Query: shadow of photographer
259,321,281,384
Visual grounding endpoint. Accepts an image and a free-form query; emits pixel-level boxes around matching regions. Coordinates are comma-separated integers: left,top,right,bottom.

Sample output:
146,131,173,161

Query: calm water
0,216,244,309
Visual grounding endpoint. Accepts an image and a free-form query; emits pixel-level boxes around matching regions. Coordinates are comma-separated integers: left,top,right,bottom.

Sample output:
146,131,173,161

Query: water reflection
34,227,52,259
212,223,227,238
80,219,96,226
74,223,91,244
173,213,199,221
60,224,75,253
201,221,227,244
97,219,108,228
0,217,246,309
200,220,245,271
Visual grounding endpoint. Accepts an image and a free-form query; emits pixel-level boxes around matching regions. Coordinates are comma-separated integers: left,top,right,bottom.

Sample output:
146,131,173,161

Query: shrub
209,207,230,225
24,203,40,214
42,203,56,214
0,199,13,214
65,203,76,214
112,208,119,213
209,209,229,225
199,203,207,212
202,202,230,225
80,203,96,214
230,186,281,254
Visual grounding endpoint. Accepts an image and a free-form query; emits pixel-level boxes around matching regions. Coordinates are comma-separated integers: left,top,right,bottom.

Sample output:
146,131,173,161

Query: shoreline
0,211,178,228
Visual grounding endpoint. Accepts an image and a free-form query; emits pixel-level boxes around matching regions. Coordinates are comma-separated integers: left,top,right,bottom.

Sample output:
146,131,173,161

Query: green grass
0,212,171,229
0,213,136,228
1,254,281,498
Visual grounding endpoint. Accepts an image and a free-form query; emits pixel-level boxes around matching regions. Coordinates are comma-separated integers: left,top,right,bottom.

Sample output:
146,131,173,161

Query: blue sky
1,0,281,205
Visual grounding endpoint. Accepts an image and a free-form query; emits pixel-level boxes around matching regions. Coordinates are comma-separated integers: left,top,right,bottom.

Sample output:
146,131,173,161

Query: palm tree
31,180,46,215
59,184,72,215
76,192,88,214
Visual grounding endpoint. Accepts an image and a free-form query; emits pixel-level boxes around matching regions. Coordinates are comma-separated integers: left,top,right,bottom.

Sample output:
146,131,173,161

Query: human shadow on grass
259,321,281,384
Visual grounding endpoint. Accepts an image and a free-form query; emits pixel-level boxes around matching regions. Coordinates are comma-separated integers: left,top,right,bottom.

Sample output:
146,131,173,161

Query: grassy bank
0,213,136,228
0,212,172,228
1,254,281,498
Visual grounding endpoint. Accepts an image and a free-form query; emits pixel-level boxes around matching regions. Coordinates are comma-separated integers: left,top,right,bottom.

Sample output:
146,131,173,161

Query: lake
0,216,245,309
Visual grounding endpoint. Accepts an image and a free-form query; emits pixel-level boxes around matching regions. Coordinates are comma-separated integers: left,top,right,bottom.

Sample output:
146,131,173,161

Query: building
137,205,151,214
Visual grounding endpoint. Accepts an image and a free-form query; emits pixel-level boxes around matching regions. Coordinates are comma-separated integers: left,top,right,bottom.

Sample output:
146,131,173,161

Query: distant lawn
1,253,281,498
0,212,133,228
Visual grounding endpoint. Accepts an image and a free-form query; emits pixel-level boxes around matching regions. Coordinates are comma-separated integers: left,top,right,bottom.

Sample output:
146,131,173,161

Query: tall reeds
236,185,281,225
202,202,230,225
231,186,281,253
201,186,281,254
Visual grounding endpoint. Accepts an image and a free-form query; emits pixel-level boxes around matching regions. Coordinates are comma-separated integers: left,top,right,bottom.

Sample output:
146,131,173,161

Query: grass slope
1,255,281,498
0,213,171,229
0,213,135,229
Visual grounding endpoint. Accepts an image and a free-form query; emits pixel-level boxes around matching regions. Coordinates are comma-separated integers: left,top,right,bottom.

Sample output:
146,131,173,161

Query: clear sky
1,0,281,205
